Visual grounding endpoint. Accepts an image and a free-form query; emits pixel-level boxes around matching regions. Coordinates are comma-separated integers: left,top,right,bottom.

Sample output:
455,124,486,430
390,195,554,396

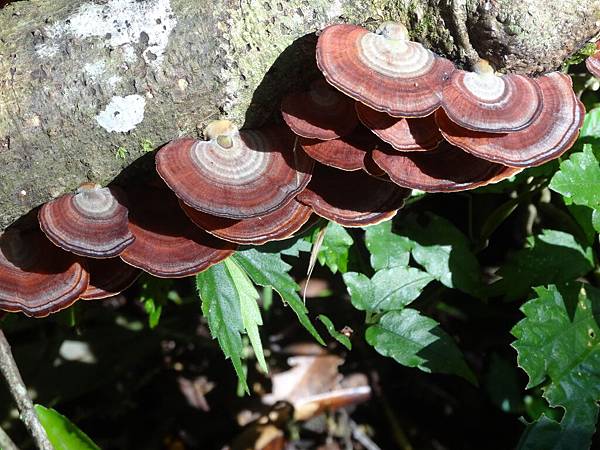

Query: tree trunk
0,0,598,232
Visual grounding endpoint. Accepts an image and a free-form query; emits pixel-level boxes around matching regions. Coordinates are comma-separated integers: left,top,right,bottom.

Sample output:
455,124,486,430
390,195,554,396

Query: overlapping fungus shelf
296,164,410,227
120,185,236,278
437,72,584,167
316,22,455,118
586,41,600,78
299,126,377,171
156,122,314,219
179,199,314,245
441,60,542,133
281,79,359,140
81,257,141,300
0,223,89,317
371,141,520,192
356,102,442,151
39,183,134,258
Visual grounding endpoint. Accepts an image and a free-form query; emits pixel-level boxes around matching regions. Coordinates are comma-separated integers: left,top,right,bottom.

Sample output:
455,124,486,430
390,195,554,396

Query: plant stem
0,328,53,450
0,423,20,450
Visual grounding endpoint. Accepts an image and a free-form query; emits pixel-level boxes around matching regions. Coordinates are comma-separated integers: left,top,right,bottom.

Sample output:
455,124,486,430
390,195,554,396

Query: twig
0,423,20,450
349,419,382,450
0,328,53,450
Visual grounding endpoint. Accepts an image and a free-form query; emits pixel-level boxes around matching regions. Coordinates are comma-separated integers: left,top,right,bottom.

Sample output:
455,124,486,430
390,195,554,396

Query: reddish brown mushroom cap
296,164,410,227
81,257,141,300
441,61,543,133
299,126,378,171
437,72,584,167
120,185,236,278
316,22,455,118
0,224,89,317
371,141,519,192
281,79,359,140
356,102,442,151
39,184,134,258
586,42,600,78
180,199,313,245
156,124,314,219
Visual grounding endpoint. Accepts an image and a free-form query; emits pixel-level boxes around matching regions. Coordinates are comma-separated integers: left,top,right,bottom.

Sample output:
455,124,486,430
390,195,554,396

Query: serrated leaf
512,283,600,450
549,144,600,209
491,230,594,300
363,220,411,270
316,222,354,274
396,213,481,295
196,261,248,392
343,267,433,312
34,404,100,450
232,249,325,345
317,314,352,350
580,107,600,138
517,415,563,450
223,258,267,373
365,309,476,383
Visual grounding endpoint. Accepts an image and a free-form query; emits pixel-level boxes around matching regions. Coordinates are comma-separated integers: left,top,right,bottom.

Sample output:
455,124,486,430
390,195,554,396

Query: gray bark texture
0,0,599,232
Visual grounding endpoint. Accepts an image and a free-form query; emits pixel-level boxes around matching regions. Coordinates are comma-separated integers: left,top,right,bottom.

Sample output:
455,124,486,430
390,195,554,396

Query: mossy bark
0,0,598,231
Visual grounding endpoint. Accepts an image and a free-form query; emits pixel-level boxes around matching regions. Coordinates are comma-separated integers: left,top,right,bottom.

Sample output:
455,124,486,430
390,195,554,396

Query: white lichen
36,0,177,69
95,95,146,133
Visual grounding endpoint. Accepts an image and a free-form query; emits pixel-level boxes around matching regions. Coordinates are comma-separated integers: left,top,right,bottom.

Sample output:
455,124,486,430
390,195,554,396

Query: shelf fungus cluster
0,21,586,318
280,22,584,194
586,41,600,79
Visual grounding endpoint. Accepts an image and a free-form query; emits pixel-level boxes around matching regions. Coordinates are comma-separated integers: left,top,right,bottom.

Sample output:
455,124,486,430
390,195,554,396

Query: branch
0,423,20,450
0,329,53,450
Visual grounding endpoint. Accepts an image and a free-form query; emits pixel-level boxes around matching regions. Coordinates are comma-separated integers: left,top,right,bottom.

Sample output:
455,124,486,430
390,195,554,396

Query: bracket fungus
436,72,584,167
281,79,359,140
316,22,455,118
156,122,313,219
39,183,134,258
586,41,600,78
441,60,543,133
180,199,314,245
299,126,377,171
297,164,410,227
0,223,89,317
120,185,236,278
356,102,442,151
371,141,520,192
81,258,141,301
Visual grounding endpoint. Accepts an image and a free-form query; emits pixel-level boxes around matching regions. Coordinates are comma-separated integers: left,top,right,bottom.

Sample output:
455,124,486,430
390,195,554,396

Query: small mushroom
316,22,455,117
585,41,600,78
39,183,134,258
80,257,141,300
371,141,520,192
441,60,543,133
296,164,410,227
299,126,377,171
356,102,442,151
120,185,236,278
156,122,313,219
180,199,314,245
436,72,584,167
281,79,359,140
0,221,89,317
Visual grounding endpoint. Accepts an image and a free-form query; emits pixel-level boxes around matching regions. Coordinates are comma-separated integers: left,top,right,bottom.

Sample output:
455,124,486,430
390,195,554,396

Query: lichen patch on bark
96,95,147,133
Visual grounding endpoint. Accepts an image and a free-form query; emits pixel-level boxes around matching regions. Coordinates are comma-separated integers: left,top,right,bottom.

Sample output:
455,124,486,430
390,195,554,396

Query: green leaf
549,144,600,209
580,107,600,138
517,415,563,450
196,261,247,392
232,248,325,345
491,230,594,300
396,213,481,295
343,267,433,312
365,309,476,383
318,314,352,350
364,220,411,270
512,283,600,450
316,222,354,274
592,209,600,233
34,404,100,450
224,258,267,373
